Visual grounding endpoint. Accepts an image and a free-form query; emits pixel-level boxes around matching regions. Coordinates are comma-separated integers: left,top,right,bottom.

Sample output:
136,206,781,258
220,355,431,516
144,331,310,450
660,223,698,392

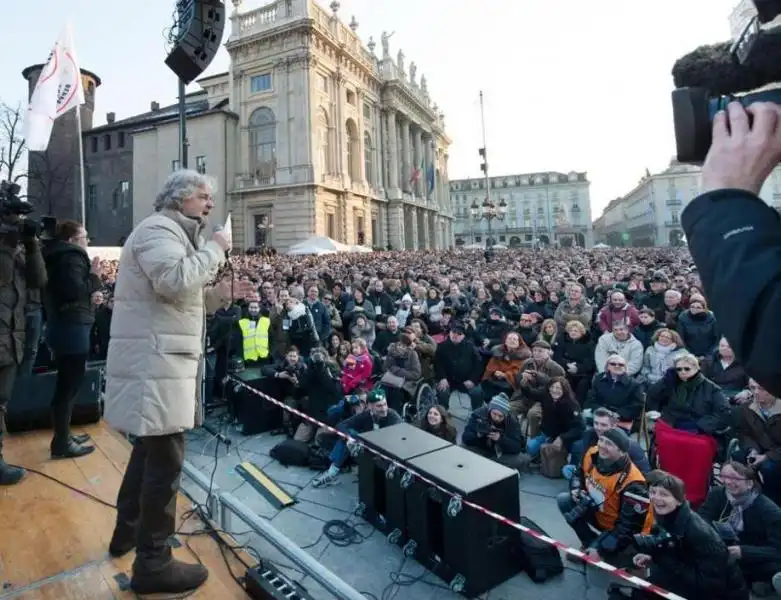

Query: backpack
517,517,564,583
270,439,311,467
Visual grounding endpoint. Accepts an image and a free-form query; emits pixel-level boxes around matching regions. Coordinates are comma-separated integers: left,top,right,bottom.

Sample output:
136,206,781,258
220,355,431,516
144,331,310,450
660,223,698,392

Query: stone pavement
180,394,619,600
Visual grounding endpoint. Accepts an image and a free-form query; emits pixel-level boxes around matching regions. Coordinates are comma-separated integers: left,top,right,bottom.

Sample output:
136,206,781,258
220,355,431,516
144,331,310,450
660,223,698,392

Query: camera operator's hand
701,102,781,196
633,553,652,569
488,431,501,442
727,546,741,559
91,257,103,277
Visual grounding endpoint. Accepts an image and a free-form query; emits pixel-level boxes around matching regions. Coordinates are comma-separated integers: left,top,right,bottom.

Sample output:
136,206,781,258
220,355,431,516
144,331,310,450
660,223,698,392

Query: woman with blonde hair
639,328,687,386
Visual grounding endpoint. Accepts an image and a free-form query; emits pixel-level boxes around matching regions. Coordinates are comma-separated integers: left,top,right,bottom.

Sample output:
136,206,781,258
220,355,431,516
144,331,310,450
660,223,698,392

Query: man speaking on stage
103,169,253,595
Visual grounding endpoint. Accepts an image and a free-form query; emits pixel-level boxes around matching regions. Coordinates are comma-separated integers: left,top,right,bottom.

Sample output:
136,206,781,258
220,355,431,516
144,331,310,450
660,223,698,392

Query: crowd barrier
228,375,686,600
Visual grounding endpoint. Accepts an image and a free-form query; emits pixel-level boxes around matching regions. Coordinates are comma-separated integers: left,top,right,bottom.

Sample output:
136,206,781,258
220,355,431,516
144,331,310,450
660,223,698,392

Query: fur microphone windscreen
672,26,781,95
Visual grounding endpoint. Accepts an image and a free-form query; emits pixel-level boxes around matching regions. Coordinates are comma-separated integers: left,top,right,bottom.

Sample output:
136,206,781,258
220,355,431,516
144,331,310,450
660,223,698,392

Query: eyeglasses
676,366,693,373
607,362,625,367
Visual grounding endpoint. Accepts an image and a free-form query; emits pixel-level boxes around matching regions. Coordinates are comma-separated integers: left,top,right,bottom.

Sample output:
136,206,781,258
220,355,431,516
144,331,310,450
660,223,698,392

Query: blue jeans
329,427,358,468
526,434,550,458
20,309,42,375
562,439,586,479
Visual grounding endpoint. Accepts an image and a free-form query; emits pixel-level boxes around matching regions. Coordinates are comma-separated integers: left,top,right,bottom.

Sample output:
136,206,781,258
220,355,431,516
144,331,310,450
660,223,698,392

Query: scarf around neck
726,488,759,533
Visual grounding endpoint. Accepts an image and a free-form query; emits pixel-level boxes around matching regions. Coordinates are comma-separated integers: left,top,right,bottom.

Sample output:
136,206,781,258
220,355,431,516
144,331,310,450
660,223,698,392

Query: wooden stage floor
0,422,252,599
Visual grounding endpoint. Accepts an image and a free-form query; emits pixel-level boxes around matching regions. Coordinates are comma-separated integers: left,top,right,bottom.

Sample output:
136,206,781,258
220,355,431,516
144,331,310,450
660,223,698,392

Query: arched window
345,119,359,181
317,107,332,174
363,131,373,185
248,107,276,179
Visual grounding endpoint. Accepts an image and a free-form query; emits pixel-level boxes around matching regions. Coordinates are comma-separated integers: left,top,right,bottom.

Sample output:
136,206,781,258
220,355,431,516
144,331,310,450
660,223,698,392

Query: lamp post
470,196,507,248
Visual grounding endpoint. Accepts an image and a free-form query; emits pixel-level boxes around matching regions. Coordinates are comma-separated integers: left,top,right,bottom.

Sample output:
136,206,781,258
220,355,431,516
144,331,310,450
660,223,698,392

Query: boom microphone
672,26,781,94
671,25,781,163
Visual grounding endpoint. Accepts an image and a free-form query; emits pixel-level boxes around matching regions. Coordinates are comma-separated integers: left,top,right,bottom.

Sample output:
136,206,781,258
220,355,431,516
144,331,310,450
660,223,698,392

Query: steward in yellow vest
238,302,271,363
560,427,652,565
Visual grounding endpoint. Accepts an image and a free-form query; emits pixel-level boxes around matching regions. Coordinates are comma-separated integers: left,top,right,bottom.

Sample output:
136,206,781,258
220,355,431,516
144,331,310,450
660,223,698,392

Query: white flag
25,23,85,151
224,213,233,246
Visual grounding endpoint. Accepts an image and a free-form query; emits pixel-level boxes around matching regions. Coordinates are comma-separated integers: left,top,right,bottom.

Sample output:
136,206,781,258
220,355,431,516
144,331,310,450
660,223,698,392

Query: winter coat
481,344,531,393
595,332,644,375
677,310,720,357
597,302,640,333
414,333,437,381
553,298,593,329
433,338,483,391
644,503,749,600
0,238,47,366
640,344,688,385
647,371,731,435
104,209,225,436
586,373,645,423
340,350,373,394
735,398,781,461
383,342,422,397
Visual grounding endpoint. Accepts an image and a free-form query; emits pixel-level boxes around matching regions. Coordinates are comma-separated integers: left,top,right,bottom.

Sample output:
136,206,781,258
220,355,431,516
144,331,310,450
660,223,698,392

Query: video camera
0,180,47,239
672,0,781,163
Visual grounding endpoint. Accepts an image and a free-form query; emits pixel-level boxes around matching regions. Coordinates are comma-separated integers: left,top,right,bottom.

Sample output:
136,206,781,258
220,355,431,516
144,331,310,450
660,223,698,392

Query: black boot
0,424,24,485
130,559,208,594
51,401,94,459
72,433,91,445
108,523,136,558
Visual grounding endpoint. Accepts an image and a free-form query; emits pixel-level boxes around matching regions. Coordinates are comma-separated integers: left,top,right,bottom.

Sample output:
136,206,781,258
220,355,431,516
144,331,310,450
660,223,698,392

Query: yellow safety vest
238,317,270,361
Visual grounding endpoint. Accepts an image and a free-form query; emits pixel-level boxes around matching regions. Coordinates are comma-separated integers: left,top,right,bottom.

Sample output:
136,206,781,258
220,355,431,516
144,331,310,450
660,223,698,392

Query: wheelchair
399,379,436,424
646,416,729,507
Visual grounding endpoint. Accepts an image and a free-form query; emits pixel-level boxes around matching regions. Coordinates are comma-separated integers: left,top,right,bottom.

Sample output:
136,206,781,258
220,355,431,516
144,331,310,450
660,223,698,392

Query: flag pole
75,104,86,223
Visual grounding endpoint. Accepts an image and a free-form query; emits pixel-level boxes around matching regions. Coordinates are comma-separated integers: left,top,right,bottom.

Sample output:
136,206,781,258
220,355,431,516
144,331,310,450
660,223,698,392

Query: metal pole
178,78,188,169
218,492,367,600
479,91,493,248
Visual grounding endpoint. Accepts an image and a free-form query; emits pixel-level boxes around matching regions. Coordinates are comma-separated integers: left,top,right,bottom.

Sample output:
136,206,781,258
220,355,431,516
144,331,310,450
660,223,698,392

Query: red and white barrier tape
228,376,685,600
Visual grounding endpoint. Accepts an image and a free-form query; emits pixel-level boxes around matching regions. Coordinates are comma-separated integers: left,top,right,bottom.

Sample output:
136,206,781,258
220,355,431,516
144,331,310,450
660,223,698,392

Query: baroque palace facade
195,0,454,251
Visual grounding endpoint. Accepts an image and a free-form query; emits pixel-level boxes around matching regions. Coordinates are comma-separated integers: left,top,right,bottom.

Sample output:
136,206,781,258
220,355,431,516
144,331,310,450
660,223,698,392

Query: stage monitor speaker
165,0,226,84
6,362,104,433
405,445,521,597
356,423,451,541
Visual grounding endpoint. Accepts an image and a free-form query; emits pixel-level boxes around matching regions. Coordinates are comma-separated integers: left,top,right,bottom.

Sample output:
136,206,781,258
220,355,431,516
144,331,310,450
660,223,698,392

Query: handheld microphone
671,25,781,163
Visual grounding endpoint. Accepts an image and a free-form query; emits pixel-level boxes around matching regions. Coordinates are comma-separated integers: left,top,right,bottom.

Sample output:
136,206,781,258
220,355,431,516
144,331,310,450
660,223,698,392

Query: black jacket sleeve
682,189,781,397
50,250,101,303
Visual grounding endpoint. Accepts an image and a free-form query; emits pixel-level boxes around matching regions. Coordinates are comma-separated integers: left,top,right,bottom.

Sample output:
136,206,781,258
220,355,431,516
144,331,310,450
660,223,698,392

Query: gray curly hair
154,169,216,212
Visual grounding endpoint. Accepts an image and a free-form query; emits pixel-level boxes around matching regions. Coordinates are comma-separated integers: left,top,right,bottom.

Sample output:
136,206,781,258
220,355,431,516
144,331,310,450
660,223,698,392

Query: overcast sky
2,0,741,216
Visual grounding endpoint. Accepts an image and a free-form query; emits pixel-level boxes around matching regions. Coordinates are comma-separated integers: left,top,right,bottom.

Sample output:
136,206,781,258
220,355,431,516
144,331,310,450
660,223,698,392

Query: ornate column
423,135,433,202
334,72,346,180
400,118,411,194
373,105,383,192
410,207,419,250
422,210,430,249
413,127,423,198
386,110,400,198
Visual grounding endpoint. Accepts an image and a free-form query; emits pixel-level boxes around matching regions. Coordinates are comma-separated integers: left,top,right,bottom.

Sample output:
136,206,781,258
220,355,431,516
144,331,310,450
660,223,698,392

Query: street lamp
470,196,507,247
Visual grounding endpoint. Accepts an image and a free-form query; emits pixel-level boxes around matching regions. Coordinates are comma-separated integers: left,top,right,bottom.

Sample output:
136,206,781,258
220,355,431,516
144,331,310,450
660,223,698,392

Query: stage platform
0,422,251,600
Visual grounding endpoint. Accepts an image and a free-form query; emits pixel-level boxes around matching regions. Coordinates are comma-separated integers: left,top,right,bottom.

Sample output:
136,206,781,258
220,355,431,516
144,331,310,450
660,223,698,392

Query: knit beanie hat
488,393,511,416
601,427,630,453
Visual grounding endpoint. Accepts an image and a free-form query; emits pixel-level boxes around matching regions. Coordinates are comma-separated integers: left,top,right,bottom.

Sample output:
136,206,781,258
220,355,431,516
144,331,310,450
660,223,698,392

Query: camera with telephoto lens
633,531,679,552
563,491,597,525
0,180,40,238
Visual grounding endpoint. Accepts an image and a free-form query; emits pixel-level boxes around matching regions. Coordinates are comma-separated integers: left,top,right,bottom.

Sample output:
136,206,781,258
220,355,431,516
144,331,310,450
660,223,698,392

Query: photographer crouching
0,182,47,485
625,470,749,600
461,393,528,472
558,428,652,568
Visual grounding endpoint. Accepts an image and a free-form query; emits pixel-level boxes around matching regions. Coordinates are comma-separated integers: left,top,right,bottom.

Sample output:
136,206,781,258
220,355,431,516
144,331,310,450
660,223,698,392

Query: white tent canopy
287,236,351,255
593,243,610,249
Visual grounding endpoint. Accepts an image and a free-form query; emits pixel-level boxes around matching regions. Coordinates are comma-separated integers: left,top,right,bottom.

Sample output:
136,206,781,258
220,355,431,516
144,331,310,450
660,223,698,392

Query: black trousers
0,364,18,458
115,432,186,573
50,353,88,445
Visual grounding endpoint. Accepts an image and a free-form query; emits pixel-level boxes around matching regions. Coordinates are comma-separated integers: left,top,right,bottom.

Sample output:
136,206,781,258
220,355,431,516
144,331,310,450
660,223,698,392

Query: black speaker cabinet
356,423,451,540
7,362,104,433
230,367,282,435
405,445,521,597
165,0,226,83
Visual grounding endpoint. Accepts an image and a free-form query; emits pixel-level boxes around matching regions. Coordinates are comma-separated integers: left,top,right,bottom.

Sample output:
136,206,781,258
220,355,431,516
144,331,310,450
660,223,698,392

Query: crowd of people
3,166,781,599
